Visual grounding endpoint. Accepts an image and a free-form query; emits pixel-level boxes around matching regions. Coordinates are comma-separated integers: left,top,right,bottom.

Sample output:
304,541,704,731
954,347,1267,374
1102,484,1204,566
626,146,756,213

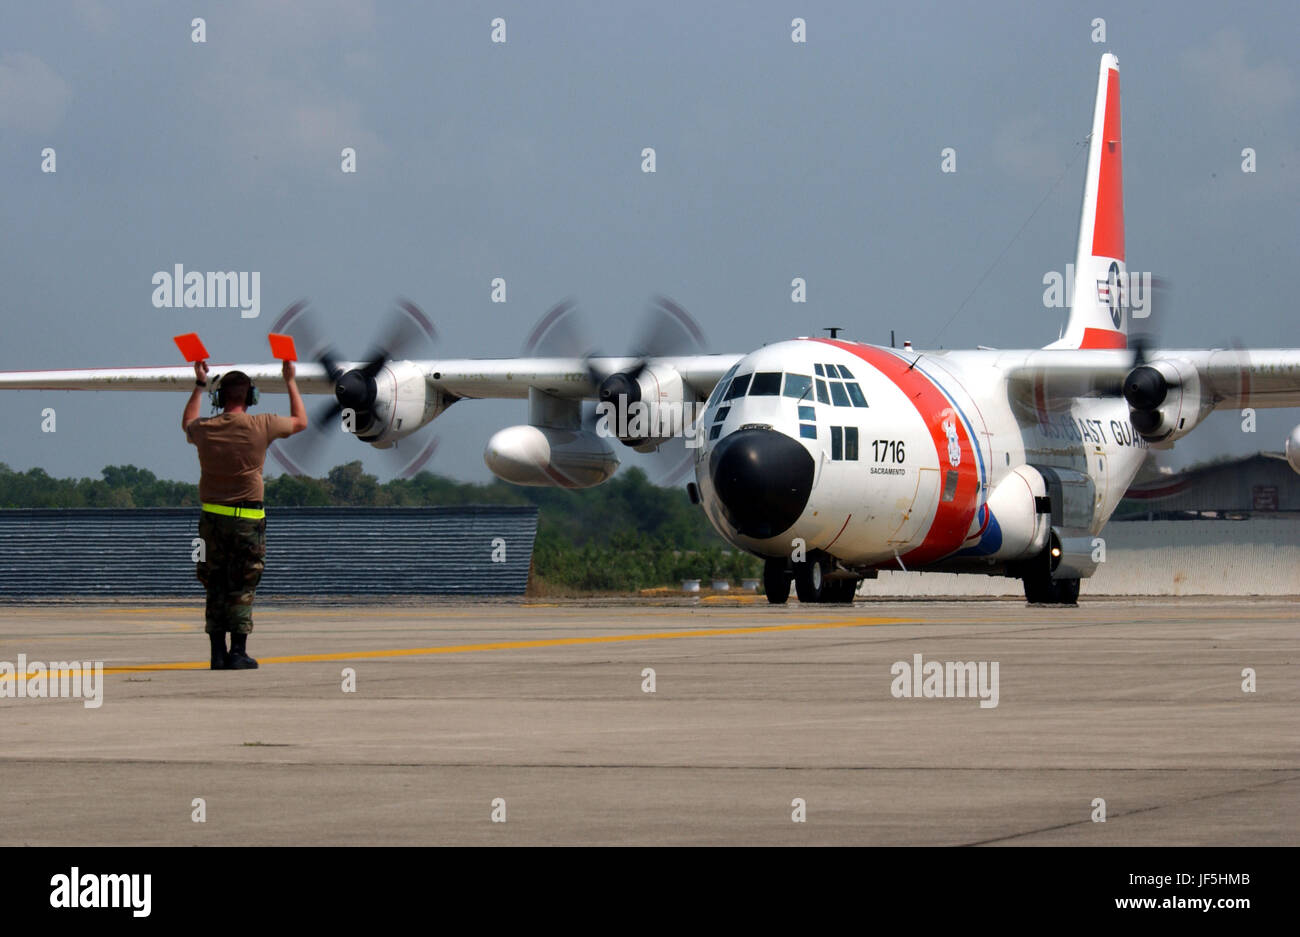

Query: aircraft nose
708,428,815,539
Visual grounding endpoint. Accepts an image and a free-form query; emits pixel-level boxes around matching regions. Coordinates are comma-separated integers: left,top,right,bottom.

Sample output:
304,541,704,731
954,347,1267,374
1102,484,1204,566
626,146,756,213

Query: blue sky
1,1,1297,484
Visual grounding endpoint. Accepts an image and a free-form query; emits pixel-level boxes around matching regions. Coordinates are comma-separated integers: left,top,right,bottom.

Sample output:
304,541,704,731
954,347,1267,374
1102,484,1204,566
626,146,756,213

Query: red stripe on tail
1091,68,1124,260
1079,327,1127,349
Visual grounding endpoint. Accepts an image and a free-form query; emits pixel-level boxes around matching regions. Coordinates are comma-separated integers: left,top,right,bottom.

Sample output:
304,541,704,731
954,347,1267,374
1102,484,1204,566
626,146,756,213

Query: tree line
0,462,761,591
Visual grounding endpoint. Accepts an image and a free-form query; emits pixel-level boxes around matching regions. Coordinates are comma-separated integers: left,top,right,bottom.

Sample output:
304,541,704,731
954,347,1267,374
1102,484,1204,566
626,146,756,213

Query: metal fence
0,506,538,596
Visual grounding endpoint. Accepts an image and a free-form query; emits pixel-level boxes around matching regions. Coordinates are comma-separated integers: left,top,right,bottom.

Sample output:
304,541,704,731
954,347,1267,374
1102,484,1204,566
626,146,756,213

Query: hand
282,359,296,381
194,359,209,382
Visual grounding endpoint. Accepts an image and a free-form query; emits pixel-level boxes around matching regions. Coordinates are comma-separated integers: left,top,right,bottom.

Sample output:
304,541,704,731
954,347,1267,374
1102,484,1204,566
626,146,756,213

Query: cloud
1182,30,1297,119
0,52,71,134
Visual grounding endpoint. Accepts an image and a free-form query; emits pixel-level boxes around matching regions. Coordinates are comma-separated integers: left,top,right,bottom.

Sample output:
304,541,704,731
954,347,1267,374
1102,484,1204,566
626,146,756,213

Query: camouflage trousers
195,512,266,635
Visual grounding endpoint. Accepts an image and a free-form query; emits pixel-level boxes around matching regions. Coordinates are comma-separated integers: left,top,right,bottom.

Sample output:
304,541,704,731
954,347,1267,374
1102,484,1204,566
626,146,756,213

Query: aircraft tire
764,559,791,605
1023,572,1080,605
1022,575,1050,603
827,578,857,603
793,559,824,603
1052,577,1081,604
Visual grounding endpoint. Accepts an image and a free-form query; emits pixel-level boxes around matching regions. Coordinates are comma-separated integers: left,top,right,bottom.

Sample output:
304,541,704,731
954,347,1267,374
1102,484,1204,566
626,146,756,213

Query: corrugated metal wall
0,506,537,596
1116,454,1300,517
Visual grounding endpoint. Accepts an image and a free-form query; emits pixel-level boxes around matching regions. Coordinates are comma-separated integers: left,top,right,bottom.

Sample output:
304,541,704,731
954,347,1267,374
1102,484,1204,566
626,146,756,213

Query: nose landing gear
763,556,858,605
763,558,792,604
794,557,825,603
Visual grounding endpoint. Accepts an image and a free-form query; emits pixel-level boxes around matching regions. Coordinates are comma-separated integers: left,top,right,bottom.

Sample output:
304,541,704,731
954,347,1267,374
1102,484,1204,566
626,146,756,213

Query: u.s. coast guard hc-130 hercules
4,54,1300,605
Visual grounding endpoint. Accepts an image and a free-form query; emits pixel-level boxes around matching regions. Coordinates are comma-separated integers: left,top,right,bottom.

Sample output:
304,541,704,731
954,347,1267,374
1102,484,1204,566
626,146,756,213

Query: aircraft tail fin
1054,53,1127,350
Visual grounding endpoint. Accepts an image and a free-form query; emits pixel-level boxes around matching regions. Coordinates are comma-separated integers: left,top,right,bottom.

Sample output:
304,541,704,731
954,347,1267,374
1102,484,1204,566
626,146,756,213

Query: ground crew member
184,358,308,669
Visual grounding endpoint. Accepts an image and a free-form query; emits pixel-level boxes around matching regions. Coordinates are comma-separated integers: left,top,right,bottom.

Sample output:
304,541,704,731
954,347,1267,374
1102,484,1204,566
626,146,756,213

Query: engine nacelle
484,425,619,488
1122,358,1206,444
975,465,1052,562
1287,425,1300,475
594,364,697,451
356,361,450,448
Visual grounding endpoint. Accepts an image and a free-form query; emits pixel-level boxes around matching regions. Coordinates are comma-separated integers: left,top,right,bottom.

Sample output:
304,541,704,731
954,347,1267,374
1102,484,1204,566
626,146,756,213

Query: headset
210,371,259,410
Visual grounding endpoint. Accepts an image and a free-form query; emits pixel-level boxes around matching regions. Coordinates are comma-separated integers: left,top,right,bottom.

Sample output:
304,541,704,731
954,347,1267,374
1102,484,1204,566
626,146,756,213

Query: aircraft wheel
763,558,791,605
793,559,825,603
1022,574,1051,604
1023,572,1080,606
1019,534,1080,605
826,578,857,603
1052,577,1080,604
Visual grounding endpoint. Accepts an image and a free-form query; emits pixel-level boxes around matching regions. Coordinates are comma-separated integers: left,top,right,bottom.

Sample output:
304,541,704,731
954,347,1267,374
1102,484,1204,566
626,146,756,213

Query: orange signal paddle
173,333,210,362
268,333,298,361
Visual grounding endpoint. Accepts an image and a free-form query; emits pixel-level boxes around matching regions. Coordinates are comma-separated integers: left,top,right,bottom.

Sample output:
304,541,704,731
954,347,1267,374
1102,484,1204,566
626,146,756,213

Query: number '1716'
873,439,905,463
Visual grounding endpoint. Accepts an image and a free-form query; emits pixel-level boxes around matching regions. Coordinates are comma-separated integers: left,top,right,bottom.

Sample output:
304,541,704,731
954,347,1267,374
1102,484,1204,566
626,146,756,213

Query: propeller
521,295,709,487
1065,273,1167,402
267,298,441,480
1116,276,1257,464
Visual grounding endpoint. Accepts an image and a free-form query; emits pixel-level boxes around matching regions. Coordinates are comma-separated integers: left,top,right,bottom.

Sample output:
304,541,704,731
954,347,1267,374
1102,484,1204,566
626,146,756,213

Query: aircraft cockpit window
783,374,812,399
845,383,868,407
837,365,855,379
844,426,859,460
815,379,829,404
724,373,752,400
708,364,739,407
749,372,782,396
830,426,860,461
828,381,851,407
814,363,825,376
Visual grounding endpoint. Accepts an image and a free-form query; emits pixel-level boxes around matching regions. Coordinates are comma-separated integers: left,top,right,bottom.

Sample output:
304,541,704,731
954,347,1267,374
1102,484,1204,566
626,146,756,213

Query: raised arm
182,359,208,430
284,359,308,434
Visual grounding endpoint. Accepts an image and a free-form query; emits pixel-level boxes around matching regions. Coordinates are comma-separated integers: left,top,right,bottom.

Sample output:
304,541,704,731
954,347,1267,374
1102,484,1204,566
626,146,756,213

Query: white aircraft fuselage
694,340,1148,579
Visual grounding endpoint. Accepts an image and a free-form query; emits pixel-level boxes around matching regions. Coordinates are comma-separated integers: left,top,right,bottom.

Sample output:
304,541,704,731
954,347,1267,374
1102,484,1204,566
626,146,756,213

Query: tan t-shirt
185,412,295,504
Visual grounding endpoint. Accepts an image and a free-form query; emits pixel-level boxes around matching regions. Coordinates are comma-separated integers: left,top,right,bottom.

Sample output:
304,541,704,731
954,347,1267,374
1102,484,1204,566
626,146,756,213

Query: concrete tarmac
0,596,1295,845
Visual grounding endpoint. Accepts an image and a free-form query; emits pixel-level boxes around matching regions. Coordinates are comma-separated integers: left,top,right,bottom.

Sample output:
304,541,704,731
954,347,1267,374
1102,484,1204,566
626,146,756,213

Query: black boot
228,632,259,670
209,631,229,671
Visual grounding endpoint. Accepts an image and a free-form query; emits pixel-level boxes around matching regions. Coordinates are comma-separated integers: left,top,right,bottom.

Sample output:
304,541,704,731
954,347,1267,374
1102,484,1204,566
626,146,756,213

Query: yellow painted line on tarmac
0,616,912,679
102,608,198,615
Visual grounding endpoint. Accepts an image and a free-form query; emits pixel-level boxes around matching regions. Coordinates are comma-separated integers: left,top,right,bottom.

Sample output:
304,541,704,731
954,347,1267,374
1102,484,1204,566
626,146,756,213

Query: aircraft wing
1003,348,1300,410
429,354,744,400
0,363,337,395
0,353,745,401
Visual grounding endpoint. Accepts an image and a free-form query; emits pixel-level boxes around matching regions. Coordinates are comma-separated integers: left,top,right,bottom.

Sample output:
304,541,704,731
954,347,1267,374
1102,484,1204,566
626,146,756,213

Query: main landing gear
1016,540,1081,606
764,557,858,605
